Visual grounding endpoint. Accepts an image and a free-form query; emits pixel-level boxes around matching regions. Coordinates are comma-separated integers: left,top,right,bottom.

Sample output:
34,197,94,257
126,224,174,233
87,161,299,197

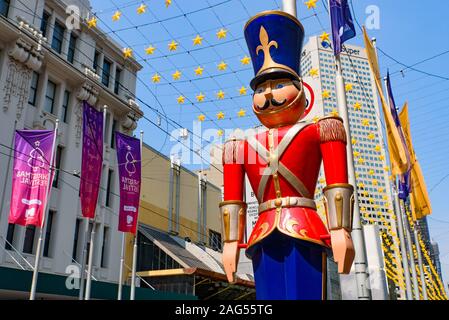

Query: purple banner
80,101,103,219
116,132,141,234
330,0,356,56
9,130,56,227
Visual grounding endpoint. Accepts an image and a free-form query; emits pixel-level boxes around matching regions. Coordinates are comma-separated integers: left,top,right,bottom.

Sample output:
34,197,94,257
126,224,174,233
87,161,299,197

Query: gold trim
323,183,354,193
317,115,344,123
223,208,230,240
219,200,247,208
335,192,343,227
136,268,185,277
244,10,304,33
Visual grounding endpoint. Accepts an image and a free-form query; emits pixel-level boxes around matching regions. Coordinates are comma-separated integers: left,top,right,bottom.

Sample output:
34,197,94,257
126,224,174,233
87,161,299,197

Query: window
53,146,63,188
114,68,121,95
40,10,50,36
23,225,36,254
105,169,113,207
5,223,15,250
67,34,77,63
44,80,56,114
100,227,109,268
52,21,65,54
43,210,55,257
61,90,70,123
28,72,39,106
137,232,181,272
72,218,81,261
0,0,9,17
209,230,222,251
110,119,117,149
102,58,112,87
93,50,100,72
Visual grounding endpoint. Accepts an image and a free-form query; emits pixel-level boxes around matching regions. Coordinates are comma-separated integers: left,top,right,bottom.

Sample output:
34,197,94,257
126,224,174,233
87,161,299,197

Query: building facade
0,0,145,298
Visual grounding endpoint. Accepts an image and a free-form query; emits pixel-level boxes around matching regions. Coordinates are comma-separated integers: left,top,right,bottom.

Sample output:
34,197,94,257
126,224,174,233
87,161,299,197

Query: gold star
356,173,360,179
378,187,384,193
217,61,227,71
145,45,156,55
165,0,172,7
369,169,375,175
217,129,224,137
368,133,375,140
137,4,147,14
345,83,353,91
196,93,205,102
352,138,357,145
353,151,360,158
384,166,390,172
112,11,122,21
322,90,331,99
197,114,206,122
239,86,247,95
313,116,320,123
87,16,97,28
319,178,325,184
362,119,370,126
383,195,388,201
194,66,204,76
330,108,339,117
151,73,161,83
319,31,330,42
375,145,381,152
168,40,178,51
216,90,225,100
358,182,365,189
177,95,185,104
373,179,378,186
193,35,203,46
240,55,251,65
216,28,227,39
305,0,318,9
379,154,385,161
363,190,369,197
123,48,133,59
358,157,365,164
309,68,319,77
237,109,246,117
354,102,362,111
217,111,225,120
172,70,181,80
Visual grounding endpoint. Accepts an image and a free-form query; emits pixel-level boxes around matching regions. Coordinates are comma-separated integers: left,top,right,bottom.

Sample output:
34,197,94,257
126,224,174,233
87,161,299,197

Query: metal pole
282,0,297,16
78,217,88,300
392,185,413,299
335,54,371,300
130,130,143,300
30,119,59,300
414,223,428,300
117,232,125,300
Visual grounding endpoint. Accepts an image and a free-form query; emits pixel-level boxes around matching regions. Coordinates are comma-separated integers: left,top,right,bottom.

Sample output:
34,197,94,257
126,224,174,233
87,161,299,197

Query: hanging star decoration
177,95,185,104
196,93,205,102
378,187,384,193
352,138,357,145
305,0,318,9
384,166,390,172
239,86,247,95
137,3,147,14
313,116,320,123
240,55,251,65
345,83,353,91
194,66,204,76
151,73,161,83
217,61,227,71
145,45,156,55
217,129,224,137
165,0,172,7
193,35,203,46
379,154,385,161
123,48,133,59
319,31,330,42
217,111,225,120
373,179,378,186
368,133,375,140
375,145,381,152
322,90,331,99
237,109,246,117
354,102,362,111
112,11,122,21
353,151,360,158
216,28,227,39
168,40,178,51
362,119,370,126
358,157,365,164
358,182,365,189
172,70,181,80
330,108,339,117
197,114,206,122
87,16,97,28
216,90,225,100
309,68,319,77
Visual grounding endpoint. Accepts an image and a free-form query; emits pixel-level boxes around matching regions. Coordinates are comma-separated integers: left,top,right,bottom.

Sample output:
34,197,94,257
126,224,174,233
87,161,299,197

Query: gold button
275,199,282,207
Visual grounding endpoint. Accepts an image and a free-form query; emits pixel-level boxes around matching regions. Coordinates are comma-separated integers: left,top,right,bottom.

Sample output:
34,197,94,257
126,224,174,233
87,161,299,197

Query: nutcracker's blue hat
244,11,305,89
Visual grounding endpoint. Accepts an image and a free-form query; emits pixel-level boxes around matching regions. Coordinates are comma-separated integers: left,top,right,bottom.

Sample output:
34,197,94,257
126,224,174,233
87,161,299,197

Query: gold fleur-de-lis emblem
255,26,285,74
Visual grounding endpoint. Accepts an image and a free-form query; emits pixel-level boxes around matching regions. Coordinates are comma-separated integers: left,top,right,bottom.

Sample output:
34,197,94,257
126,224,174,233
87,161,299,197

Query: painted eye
275,84,284,89
255,88,264,94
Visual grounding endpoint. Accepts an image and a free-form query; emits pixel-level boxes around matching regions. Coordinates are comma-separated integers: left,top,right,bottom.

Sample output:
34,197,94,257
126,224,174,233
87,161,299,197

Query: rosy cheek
253,94,265,106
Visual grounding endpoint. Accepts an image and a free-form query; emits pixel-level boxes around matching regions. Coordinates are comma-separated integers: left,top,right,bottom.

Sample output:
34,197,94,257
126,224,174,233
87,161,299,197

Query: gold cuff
323,183,354,232
219,200,247,242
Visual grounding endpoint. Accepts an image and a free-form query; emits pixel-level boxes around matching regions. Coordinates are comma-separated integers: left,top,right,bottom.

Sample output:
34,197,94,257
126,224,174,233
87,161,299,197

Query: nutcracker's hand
330,229,355,274
222,241,240,283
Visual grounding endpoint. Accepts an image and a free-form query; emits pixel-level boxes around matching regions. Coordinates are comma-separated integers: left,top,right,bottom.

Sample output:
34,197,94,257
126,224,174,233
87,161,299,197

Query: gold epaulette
222,137,244,164
317,116,347,144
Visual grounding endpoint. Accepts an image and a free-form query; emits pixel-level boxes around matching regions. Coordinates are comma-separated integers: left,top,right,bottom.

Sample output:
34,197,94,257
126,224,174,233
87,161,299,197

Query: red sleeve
318,118,348,185
222,139,245,201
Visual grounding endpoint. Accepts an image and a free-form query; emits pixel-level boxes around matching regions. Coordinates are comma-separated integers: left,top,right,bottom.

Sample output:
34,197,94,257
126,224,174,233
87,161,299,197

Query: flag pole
117,232,125,300
281,0,297,16
130,130,143,300
78,217,89,300
30,119,59,300
414,222,428,300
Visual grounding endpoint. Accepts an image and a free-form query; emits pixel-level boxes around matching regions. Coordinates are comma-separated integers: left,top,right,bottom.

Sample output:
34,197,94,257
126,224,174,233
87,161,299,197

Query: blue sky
90,0,449,289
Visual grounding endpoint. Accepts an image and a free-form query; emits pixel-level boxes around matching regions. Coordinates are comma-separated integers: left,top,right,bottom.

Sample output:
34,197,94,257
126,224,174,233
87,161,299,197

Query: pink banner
9,130,56,227
116,132,141,234
80,101,103,219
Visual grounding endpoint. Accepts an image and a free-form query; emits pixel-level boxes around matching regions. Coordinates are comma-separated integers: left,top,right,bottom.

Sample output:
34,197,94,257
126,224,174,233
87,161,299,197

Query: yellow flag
362,27,408,176
399,104,432,220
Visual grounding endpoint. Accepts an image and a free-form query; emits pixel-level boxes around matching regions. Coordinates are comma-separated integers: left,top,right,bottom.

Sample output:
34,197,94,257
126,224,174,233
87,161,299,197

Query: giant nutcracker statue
219,11,356,300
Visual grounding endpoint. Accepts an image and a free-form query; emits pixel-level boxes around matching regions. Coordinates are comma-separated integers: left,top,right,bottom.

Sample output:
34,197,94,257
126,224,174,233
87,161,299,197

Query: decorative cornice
8,37,44,72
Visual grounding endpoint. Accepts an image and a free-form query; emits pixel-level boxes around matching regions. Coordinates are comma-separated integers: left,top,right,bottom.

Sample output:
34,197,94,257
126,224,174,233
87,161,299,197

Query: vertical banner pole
117,232,125,300
78,217,89,300
30,119,59,300
130,130,143,300
281,0,297,16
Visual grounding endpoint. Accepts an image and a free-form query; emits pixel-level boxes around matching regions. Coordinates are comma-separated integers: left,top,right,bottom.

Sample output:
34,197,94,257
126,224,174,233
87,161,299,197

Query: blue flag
329,0,356,56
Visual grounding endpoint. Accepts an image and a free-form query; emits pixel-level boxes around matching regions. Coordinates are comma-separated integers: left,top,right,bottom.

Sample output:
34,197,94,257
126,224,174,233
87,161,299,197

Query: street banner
80,101,103,219
9,130,56,227
329,0,356,56
116,132,141,234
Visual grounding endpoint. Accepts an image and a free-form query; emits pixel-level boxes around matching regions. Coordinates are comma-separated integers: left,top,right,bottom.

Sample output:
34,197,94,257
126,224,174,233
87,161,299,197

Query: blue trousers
249,231,327,300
